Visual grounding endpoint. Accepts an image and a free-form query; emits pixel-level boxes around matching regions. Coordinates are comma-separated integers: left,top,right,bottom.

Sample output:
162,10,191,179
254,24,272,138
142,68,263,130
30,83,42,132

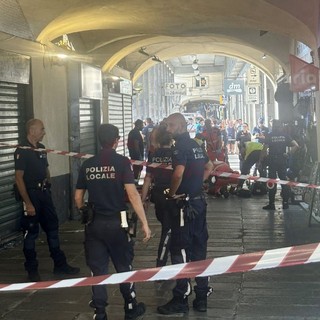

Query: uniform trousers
22,189,66,272
268,155,290,203
151,187,173,267
170,197,210,299
84,213,135,310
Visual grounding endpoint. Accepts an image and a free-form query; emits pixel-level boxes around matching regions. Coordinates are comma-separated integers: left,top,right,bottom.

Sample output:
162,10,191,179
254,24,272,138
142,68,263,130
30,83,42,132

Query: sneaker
157,296,189,315
27,270,41,282
282,202,289,209
53,264,80,275
124,302,146,320
262,204,275,210
193,298,207,312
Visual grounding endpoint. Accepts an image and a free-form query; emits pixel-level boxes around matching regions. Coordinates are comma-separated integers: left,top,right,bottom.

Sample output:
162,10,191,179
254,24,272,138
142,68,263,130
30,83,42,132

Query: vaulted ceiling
0,0,319,83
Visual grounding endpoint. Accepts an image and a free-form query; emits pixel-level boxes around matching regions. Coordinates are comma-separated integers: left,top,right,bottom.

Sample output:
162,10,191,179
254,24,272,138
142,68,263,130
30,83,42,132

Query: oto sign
164,82,187,96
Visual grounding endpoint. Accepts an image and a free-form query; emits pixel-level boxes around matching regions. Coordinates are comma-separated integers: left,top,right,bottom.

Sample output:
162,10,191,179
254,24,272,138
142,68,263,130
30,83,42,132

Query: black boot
124,299,146,320
193,297,207,312
282,201,289,209
93,308,107,320
262,203,275,210
193,285,213,312
157,296,189,315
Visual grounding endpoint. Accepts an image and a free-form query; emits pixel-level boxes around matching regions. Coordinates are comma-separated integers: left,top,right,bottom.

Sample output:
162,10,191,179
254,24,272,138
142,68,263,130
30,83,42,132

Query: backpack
250,181,268,195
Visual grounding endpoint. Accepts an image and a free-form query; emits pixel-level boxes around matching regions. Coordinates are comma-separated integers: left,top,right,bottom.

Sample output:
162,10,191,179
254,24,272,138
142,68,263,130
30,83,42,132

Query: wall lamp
152,55,162,63
138,47,150,57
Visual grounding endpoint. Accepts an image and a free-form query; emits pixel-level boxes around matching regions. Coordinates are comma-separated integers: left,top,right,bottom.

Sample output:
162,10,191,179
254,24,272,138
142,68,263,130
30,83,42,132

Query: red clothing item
201,126,222,161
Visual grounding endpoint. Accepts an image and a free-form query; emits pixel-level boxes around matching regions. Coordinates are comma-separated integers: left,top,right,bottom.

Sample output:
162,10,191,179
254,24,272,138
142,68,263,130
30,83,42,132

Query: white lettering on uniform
152,156,172,163
193,147,205,159
86,166,116,180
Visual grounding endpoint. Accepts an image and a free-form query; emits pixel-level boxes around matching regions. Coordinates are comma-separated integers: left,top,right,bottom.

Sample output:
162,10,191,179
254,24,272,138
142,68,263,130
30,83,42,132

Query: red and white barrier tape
214,172,320,190
1,142,318,190
0,242,319,292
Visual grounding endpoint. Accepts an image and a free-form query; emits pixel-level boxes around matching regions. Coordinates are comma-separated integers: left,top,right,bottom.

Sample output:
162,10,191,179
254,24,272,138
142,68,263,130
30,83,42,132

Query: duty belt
27,181,51,191
189,194,205,201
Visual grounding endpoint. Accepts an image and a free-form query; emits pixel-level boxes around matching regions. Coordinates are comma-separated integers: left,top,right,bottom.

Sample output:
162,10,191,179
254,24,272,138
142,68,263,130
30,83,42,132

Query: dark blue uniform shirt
172,132,208,197
265,132,292,156
146,147,172,188
14,141,48,188
76,148,135,215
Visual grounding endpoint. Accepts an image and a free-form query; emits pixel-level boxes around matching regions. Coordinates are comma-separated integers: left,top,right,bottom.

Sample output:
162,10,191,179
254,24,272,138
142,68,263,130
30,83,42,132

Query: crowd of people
14,113,302,320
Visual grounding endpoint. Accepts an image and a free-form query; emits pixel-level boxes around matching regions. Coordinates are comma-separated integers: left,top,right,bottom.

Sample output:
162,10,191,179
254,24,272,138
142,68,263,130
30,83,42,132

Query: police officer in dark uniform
141,123,173,267
75,123,151,320
157,113,214,315
261,119,299,210
14,119,80,282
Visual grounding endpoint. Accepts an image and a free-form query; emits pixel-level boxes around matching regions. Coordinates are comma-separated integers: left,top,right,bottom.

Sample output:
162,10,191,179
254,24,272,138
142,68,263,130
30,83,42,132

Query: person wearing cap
75,123,151,320
259,119,299,210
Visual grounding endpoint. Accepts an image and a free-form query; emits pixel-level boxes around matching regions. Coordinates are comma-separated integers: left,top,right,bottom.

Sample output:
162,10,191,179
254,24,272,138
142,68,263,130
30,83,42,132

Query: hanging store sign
164,82,187,96
247,65,260,85
247,85,260,103
224,79,244,95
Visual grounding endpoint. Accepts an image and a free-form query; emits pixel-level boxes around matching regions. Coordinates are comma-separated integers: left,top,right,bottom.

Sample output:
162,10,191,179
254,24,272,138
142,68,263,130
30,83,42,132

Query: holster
127,211,138,237
79,203,95,225
176,196,199,221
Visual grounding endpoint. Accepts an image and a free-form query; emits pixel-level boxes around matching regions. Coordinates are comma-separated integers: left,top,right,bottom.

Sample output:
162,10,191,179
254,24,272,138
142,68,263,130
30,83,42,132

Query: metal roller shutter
108,93,132,156
79,98,97,155
0,82,25,245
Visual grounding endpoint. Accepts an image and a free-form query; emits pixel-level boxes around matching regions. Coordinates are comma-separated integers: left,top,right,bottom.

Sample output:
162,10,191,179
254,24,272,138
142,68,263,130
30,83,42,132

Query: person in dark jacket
260,119,299,210
127,119,144,181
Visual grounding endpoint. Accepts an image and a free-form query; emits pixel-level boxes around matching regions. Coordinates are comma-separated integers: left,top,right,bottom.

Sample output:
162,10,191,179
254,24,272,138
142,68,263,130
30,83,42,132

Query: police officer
157,113,214,315
14,119,80,282
261,119,299,210
141,122,173,267
74,123,151,320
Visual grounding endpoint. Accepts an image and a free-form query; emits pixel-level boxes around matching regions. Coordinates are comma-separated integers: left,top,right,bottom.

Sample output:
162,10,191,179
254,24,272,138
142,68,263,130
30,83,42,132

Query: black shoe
124,302,146,320
53,264,80,275
282,202,289,209
27,271,41,282
193,298,207,312
262,204,275,210
93,309,107,320
157,296,189,315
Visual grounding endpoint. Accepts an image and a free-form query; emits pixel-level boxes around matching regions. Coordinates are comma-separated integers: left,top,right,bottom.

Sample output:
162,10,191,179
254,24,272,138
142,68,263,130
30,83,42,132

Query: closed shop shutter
108,93,132,156
79,98,97,155
0,82,25,245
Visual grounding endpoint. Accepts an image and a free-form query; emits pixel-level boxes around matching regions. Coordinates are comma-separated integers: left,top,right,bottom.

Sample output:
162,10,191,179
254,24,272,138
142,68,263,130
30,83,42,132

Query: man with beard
157,113,213,315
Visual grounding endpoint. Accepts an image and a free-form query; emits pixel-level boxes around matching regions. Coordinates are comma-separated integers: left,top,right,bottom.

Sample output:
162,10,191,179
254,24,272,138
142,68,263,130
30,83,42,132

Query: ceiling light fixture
262,53,267,59
192,59,198,70
194,68,200,76
138,47,150,57
152,55,162,63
